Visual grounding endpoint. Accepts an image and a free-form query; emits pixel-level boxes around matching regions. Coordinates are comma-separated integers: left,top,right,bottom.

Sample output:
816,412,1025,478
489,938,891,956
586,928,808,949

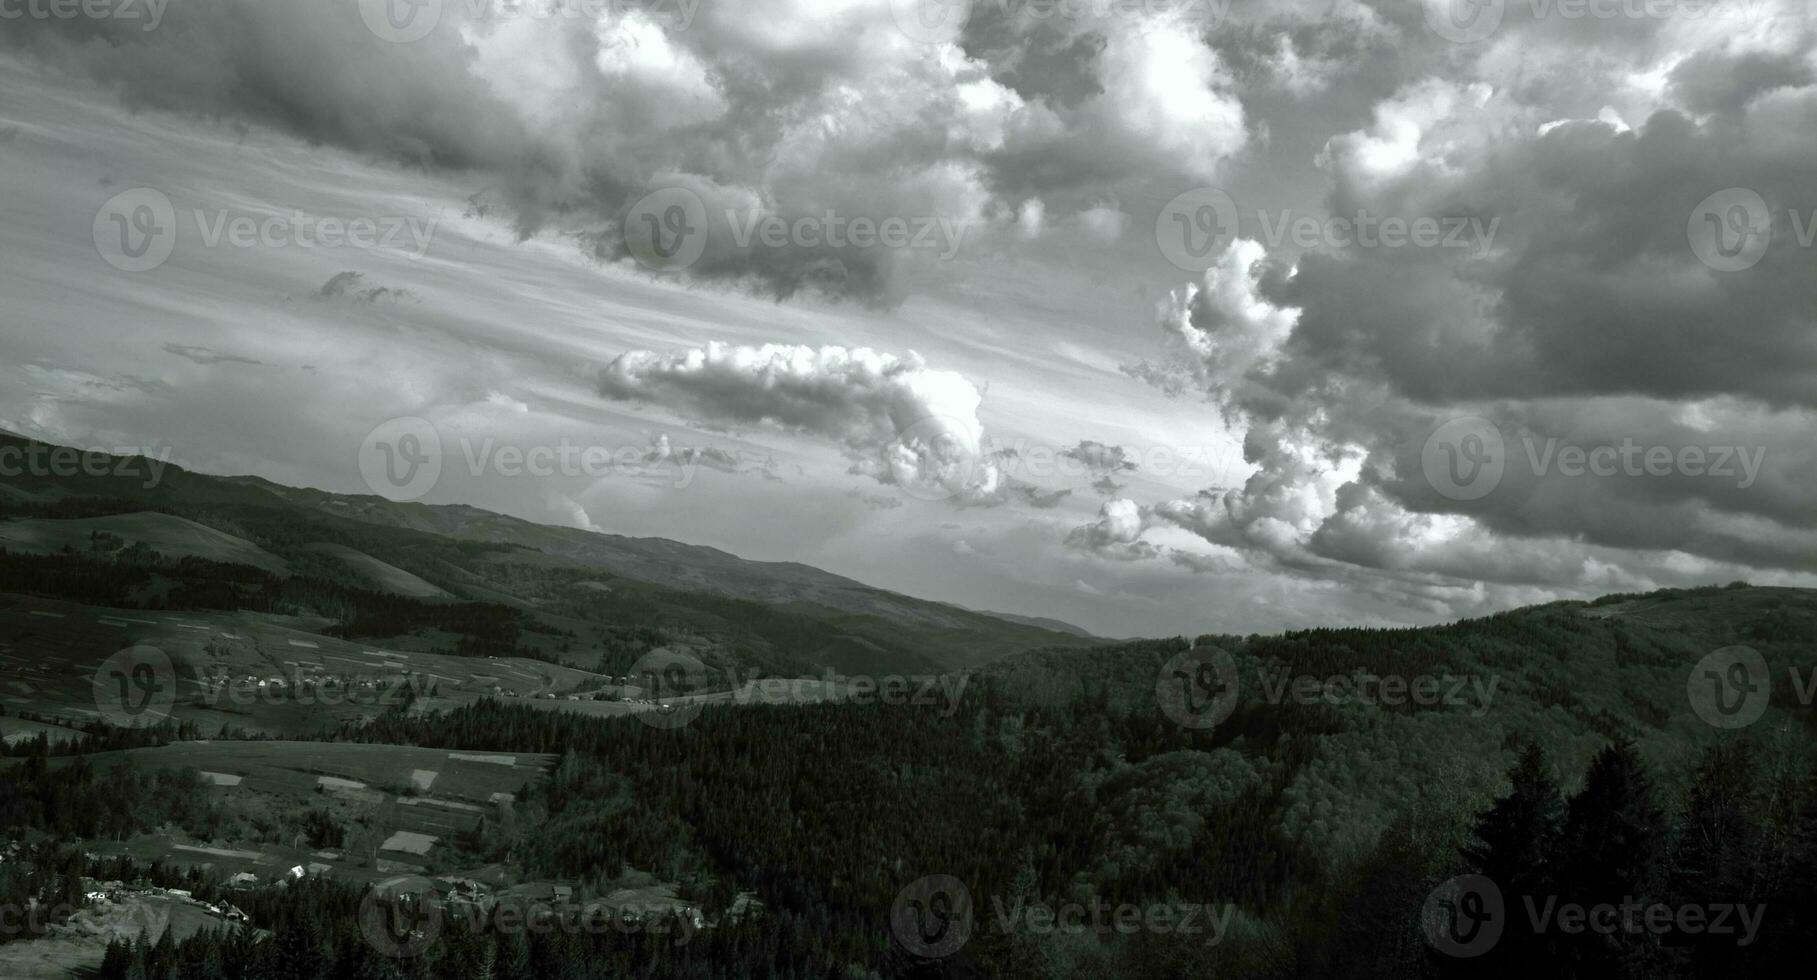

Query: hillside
0,513,289,575
0,431,1095,675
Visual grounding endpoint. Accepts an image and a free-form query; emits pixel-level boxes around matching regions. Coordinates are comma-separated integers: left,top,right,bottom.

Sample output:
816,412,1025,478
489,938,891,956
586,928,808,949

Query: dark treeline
0,714,202,758
6,683,1809,976
0,495,153,521
1332,739,1817,979
0,751,220,839
308,678,1337,977
97,875,847,980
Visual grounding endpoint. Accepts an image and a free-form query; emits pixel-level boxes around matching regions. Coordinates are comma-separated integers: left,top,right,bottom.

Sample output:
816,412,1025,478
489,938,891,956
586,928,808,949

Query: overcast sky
1,0,1813,637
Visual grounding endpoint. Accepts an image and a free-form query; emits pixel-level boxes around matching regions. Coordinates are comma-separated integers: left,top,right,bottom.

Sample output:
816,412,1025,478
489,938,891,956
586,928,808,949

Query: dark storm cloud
1103,17,1817,603
4,0,1260,304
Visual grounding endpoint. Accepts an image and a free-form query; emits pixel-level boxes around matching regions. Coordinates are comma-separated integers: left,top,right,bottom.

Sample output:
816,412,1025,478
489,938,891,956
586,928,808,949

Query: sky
0,0,1813,638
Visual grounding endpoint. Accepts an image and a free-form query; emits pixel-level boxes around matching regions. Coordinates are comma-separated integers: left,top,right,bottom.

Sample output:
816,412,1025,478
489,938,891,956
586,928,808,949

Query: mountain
0,431,1095,674
2,427,1811,980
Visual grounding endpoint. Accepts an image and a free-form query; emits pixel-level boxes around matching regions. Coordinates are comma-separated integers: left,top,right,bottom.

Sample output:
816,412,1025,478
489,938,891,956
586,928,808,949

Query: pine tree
1751,760,1817,976
1446,742,1564,978
1669,740,1766,975
1555,740,1667,978
100,937,132,980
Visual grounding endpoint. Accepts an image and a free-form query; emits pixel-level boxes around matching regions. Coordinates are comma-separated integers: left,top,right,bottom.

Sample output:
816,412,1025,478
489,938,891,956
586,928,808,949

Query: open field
7,740,555,885
43,740,551,807
0,513,290,575
0,592,609,736
0,892,245,980
0,714,87,746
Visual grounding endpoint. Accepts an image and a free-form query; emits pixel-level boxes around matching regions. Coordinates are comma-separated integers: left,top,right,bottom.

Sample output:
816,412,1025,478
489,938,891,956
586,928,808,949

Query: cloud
597,342,1005,502
1066,498,1159,561
319,272,414,304
970,6,1249,201
642,434,779,481
1060,440,1138,475
546,492,600,532
162,344,265,368
5,0,1255,305
1006,480,1072,509
1105,55,1817,606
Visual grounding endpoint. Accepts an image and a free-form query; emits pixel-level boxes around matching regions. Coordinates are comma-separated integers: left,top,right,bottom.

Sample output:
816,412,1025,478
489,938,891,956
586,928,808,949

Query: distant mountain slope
302,542,451,598
0,431,1095,669
968,608,1099,638
976,581,1817,870
242,482,998,628
0,512,289,575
